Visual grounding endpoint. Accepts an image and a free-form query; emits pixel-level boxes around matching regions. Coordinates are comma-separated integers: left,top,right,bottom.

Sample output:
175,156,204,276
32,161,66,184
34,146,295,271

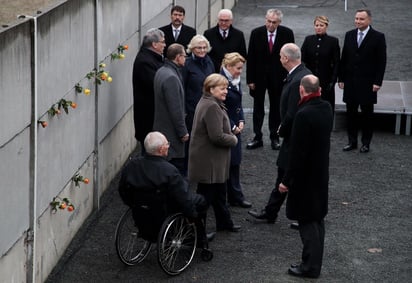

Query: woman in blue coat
220,52,251,208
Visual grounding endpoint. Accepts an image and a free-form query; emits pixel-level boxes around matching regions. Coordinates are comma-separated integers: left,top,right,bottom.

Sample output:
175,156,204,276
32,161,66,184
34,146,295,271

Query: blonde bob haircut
221,52,246,68
203,73,229,94
314,15,329,25
187,34,212,54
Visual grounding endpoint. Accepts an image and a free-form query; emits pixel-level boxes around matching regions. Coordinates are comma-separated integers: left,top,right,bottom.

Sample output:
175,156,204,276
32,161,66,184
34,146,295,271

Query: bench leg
395,114,401,135
406,115,411,136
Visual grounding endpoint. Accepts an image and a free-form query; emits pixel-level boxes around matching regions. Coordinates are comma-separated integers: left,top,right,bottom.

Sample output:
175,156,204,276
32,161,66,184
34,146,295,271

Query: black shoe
288,265,319,278
271,140,281,150
206,232,216,242
342,143,357,151
217,224,241,232
360,144,370,153
289,222,299,230
246,139,263,149
248,209,276,223
230,200,252,208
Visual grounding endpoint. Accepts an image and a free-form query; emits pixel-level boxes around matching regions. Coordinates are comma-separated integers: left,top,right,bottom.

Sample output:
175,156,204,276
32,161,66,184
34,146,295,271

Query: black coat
221,70,244,165
246,25,294,95
203,25,247,72
277,64,311,168
338,27,386,104
283,97,333,221
118,155,203,219
159,24,197,53
132,47,163,141
301,34,340,102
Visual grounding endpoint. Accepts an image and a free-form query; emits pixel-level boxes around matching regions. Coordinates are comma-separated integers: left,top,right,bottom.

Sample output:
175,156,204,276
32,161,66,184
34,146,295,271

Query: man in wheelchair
118,131,212,249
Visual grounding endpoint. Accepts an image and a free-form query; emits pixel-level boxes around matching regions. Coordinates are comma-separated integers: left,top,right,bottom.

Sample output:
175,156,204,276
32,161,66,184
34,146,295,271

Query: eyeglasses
157,39,166,44
194,46,208,50
266,19,278,24
218,19,231,22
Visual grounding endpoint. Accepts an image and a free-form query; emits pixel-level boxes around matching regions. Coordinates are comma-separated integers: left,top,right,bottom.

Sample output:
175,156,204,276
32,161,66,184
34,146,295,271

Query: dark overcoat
220,70,244,165
159,24,197,53
283,98,333,221
338,27,386,105
203,25,247,72
153,60,187,160
277,64,312,169
301,34,340,103
246,25,294,96
188,94,238,184
132,47,163,141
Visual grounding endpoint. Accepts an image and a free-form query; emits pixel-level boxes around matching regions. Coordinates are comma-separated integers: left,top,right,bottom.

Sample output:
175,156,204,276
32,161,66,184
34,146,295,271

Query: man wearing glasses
203,9,247,72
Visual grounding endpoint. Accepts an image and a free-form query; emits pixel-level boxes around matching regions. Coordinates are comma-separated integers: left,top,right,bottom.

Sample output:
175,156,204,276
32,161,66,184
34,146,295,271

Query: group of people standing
129,4,386,279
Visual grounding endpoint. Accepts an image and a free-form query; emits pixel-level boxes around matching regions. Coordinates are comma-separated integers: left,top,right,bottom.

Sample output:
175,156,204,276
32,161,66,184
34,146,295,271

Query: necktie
358,31,364,47
269,33,274,53
174,29,179,40
222,30,227,39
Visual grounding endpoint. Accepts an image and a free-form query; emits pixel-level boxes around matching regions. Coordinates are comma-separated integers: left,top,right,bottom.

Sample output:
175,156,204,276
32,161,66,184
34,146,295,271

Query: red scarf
298,89,321,105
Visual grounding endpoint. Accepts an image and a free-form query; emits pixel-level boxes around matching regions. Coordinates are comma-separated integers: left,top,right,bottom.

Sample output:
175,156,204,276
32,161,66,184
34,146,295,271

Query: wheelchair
115,190,213,276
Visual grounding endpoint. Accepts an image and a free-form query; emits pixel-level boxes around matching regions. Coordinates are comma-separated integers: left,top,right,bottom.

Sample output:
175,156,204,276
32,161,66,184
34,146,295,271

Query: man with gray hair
203,9,247,72
132,28,166,153
246,9,294,151
249,43,312,226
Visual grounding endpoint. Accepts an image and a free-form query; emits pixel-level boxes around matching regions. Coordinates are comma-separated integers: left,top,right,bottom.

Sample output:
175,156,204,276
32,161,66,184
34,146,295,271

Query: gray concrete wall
0,0,237,282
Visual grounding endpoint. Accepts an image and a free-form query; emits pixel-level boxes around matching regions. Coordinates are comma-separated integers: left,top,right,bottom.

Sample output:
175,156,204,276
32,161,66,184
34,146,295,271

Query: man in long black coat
203,9,247,72
132,28,165,152
159,5,196,53
248,43,311,223
279,75,333,278
246,9,294,150
338,9,386,153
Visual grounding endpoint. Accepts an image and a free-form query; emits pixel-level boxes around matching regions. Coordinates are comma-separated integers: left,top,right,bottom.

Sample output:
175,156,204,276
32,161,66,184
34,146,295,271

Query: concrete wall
0,0,237,282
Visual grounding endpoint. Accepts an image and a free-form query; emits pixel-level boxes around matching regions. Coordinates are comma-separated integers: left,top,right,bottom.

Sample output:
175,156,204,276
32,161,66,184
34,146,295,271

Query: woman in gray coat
188,73,241,232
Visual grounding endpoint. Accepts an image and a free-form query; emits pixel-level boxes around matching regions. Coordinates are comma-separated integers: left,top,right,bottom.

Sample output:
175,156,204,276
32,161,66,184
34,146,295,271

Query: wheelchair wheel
115,208,152,266
157,213,197,275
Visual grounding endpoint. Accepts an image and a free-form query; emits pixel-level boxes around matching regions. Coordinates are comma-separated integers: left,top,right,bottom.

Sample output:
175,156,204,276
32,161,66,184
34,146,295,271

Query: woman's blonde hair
221,52,246,68
203,73,229,94
187,34,212,53
314,15,329,25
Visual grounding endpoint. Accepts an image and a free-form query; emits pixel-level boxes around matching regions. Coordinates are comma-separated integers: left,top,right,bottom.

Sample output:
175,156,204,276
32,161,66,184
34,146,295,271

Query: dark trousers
197,182,234,230
252,87,280,141
346,103,374,146
298,219,325,277
227,164,244,204
264,167,286,218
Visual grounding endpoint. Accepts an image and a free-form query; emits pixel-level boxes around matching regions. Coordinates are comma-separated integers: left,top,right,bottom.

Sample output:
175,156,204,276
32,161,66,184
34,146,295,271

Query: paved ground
46,0,412,282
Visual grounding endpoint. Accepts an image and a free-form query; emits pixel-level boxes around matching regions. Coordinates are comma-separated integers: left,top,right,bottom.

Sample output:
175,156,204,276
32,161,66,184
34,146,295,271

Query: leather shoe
288,265,319,278
217,224,241,232
271,140,281,150
342,143,357,151
206,232,216,242
360,144,370,153
230,200,252,208
289,222,299,230
246,139,263,149
248,209,276,224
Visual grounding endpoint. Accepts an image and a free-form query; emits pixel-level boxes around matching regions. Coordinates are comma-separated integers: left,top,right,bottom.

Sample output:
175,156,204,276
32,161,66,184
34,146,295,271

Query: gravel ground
34,0,412,282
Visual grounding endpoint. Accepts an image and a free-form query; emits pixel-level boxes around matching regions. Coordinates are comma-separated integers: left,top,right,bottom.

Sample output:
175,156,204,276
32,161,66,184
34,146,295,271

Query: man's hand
338,82,344,89
181,133,189,142
373,84,381,92
279,182,288,193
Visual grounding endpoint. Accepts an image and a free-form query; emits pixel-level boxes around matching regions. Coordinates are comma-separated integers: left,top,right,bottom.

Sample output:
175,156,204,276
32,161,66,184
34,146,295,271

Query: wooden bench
335,81,412,135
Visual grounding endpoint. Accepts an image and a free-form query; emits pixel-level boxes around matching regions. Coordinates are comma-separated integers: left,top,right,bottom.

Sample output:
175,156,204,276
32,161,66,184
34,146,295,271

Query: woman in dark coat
220,52,251,208
301,16,340,116
188,74,241,232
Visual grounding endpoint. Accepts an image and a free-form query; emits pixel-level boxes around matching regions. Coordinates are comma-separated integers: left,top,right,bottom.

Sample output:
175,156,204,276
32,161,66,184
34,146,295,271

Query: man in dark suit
248,43,311,224
338,9,386,153
246,9,294,150
203,9,247,72
132,28,165,153
159,5,196,53
279,75,333,278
